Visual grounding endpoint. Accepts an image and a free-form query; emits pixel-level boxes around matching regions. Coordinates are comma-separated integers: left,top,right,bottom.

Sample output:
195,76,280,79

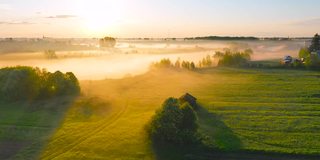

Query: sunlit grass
38,68,320,159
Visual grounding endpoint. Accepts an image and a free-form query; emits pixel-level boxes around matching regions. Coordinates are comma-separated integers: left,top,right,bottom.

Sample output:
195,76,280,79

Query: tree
0,67,40,101
297,34,320,68
0,66,80,101
65,72,81,94
309,33,320,52
175,58,181,68
147,97,199,144
299,47,310,60
190,62,196,70
153,58,172,68
99,37,116,48
44,50,58,59
179,103,198,132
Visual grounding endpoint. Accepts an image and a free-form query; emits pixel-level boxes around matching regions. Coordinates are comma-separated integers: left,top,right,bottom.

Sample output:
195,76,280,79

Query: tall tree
309,33,320,52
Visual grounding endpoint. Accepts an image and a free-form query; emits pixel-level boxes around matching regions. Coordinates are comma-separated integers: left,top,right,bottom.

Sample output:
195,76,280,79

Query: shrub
147,97,199,144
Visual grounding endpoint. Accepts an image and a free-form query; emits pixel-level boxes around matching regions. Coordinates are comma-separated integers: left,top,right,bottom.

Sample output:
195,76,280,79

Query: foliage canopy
0,66,80,101
147,97,199,144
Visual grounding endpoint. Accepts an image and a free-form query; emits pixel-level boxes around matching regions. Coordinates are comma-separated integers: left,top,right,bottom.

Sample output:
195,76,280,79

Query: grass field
40,68,320,159
0,97,76,160
1,67,320,159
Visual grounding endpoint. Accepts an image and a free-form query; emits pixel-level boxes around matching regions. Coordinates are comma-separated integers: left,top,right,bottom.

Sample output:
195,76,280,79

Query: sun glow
74,0,126,36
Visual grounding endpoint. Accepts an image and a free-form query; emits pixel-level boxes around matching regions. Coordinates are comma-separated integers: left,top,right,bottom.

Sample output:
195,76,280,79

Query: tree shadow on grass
0,96,78,160
196,105,242,151
151,105,320,160
150,105,242,160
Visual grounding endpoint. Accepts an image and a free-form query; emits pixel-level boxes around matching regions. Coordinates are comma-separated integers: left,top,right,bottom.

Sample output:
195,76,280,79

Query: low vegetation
0,66,80,102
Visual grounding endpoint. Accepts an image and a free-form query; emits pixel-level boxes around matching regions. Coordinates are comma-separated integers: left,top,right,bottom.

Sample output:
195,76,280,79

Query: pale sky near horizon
0,0,319,38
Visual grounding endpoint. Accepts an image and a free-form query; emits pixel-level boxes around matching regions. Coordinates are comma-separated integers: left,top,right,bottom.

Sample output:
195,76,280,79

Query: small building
179,93,198,109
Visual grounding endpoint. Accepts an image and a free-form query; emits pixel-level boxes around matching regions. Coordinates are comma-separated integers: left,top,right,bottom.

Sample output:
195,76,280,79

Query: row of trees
214,49,253,67
151,58,197,70
146,97,199,144
151,49,253,70
0,66,80,102
152,54,216,70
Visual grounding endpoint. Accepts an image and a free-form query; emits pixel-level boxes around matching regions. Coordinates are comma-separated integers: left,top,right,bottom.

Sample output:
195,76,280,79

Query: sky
0,0,319,38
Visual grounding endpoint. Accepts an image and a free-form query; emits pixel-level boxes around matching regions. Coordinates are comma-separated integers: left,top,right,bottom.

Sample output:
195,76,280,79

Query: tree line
185,36,259,41
0,66,80,102
214,49,253,67
151,49,253,70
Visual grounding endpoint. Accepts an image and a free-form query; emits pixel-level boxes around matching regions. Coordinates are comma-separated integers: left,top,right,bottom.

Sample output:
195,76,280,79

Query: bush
0,66,80,101
147,97,199,144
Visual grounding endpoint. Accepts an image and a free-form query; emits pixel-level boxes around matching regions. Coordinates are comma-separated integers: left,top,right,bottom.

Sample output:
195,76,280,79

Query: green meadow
1,67,320,159
0,97,75,160
44,68,320,159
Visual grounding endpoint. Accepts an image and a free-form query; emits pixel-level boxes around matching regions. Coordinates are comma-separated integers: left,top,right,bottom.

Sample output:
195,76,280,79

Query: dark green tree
147,97,199,144
309,33,320,52
0,66,80,101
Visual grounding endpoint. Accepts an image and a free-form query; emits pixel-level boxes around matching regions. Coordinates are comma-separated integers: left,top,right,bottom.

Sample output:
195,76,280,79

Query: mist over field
2,0,320,159
0,39,305,80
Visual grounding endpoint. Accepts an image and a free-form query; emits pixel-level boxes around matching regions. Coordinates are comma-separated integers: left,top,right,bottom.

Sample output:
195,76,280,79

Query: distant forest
0,38,96,54
184,36,312,41
185,36,259,41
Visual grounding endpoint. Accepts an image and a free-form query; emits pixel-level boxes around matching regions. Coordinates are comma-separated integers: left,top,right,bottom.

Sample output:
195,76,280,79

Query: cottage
179,93,198,109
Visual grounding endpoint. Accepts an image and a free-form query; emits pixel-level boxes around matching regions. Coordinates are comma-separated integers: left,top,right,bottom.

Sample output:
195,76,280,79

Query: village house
179,93,198,109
